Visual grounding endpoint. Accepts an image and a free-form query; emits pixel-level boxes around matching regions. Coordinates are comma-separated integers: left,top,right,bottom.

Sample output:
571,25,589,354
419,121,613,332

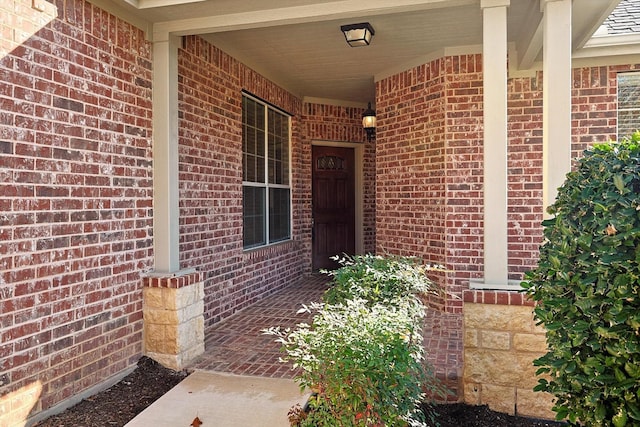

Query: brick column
142,270,205,370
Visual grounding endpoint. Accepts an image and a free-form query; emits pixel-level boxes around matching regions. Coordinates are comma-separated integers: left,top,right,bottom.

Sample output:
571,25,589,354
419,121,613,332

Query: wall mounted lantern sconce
362,102,376,142
340,22,375,47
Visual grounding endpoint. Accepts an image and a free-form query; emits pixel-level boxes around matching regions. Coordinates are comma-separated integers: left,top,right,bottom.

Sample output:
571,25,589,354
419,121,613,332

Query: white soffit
100,0,631,103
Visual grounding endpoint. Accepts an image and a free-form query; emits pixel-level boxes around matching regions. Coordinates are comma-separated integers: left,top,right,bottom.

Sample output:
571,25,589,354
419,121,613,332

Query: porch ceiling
107,0,622,105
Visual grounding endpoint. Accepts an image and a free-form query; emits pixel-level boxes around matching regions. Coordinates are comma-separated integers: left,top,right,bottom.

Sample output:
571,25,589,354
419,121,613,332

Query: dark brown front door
312,145,356,270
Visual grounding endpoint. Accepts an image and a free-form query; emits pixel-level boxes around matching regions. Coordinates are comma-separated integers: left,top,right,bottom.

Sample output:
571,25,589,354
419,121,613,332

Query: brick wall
0,0,153,425
572,66,617,154
376,55,486,313
375,58,464,397
178,36,308,325
177,36,379,327
376,59,448,265
376,58,630,303
375,56,636,403
443,55,485,313
507,73,544,279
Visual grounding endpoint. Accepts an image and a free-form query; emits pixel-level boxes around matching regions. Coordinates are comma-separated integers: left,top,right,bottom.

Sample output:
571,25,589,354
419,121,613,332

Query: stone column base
462,290,555,420
142,270,204,371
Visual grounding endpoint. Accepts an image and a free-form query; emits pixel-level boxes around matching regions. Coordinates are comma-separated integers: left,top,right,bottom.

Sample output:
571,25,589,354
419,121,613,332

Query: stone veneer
142,271,205,370
462,290,555,419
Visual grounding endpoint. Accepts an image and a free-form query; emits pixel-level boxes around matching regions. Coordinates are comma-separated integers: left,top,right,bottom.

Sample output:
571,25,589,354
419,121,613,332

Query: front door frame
311,140,365,257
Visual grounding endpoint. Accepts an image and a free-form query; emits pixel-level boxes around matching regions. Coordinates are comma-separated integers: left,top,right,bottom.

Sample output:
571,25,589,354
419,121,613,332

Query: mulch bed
428,402,566,427
34,356,566,426
33,357,188,427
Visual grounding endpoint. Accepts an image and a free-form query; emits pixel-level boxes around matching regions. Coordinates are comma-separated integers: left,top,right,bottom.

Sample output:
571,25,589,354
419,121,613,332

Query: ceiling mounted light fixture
362,102,376,142
340,22,375,47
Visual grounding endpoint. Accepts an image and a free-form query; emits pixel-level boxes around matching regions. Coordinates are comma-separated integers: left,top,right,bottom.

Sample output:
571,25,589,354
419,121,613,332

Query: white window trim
617,71,640,140
242,94,293,250
469,279,523,291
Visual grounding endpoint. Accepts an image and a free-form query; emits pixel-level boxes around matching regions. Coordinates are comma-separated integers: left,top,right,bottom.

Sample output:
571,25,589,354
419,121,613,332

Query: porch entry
312,145,356,270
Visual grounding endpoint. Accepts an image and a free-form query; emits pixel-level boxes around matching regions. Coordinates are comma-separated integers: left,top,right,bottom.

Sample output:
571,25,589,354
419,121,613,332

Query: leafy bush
323,254,442,308
522,132,640,426
267,299,436,426
265,255,446,426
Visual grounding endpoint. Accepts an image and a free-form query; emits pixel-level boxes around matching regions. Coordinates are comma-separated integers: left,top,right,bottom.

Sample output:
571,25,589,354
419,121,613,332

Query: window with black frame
242,94,291,249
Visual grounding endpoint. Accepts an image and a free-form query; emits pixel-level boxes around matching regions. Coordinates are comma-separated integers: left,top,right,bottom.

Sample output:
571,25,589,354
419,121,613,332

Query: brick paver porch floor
186,273,463,398
186,274,330,378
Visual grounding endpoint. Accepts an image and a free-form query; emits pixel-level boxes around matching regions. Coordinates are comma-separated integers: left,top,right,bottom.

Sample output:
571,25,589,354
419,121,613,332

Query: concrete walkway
125,275,329,426
124,371,309,427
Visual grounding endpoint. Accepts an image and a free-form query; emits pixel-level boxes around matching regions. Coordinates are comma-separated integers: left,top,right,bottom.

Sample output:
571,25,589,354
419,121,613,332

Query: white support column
152,32,181,273
541,0,572,212
481,0,509,287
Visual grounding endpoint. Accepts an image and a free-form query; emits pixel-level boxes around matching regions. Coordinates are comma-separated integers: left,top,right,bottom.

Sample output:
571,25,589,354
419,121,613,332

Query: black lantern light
340,22,375,47
362,102,376,142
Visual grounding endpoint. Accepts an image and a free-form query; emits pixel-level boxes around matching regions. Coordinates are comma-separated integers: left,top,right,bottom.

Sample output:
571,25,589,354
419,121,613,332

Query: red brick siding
376,56,637,400
463,289,535,306
0,0,152,423
375,56,484,313
377,60,635,302
177,37,380,326
178,36,308,325
572,65,620,155
376,59,448,266
507,73,544,279
443,54,484,313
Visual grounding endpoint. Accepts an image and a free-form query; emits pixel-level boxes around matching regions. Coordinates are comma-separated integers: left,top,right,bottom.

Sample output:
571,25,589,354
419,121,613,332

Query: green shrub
323,254,442,308
522,132,640,426
265,255,446,426
265,298,438,427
